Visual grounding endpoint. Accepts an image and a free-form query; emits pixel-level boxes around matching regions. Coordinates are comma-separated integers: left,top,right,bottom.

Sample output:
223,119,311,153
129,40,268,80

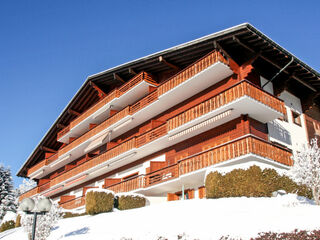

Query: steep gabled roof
17,23,320,177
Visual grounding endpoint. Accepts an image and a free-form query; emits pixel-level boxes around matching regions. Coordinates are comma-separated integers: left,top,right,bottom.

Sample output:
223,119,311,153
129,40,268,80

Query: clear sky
1,0,319,187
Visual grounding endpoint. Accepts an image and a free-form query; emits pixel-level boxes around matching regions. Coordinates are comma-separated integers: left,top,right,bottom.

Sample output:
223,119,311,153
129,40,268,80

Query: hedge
205,165,312,199
0,220,15,232
85,190,114,215
117,194,146,210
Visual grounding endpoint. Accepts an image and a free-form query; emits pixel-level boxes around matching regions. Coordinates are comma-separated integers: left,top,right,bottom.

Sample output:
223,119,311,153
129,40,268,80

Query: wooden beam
213,41,232,61
56,123,66,129
89,81,106,98
68,109,81,116
128,68,137,75
159,56,180,71
40,146,57,153
113,73,125,83
233,36,317,92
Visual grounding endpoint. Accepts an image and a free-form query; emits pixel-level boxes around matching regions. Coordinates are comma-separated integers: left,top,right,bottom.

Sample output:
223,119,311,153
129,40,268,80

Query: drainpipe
262,57,294,89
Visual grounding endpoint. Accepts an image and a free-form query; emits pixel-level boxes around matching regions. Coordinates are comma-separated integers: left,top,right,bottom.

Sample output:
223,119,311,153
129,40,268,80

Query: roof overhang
17,23,320,177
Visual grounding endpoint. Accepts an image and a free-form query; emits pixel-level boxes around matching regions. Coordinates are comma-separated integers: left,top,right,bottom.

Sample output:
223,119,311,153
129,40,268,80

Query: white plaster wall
94,179,104,188
194,189,199,199
260,77,308,152
145,196,167,206
69,188,83,198
260,76,274,95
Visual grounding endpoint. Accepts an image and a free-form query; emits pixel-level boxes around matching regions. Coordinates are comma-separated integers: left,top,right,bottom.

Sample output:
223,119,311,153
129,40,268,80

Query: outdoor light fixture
20,197,52,240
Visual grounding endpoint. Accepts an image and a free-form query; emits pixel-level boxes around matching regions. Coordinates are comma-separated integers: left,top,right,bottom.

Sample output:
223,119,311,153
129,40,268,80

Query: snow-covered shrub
253,229,320,239
116,193,146,210
21,196,62,240
17,179,37,195
85,189,114,215
62,212,86,218
289,137,320,205
0,220,15,232
205,165,312,199
0,164,17,222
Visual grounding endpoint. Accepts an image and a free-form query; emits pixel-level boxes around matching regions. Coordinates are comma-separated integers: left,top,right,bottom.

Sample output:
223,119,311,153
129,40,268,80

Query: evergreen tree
0,164,17,222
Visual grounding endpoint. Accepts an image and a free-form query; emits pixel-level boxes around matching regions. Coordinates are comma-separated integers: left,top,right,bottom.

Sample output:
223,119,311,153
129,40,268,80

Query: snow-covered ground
1,194,319,240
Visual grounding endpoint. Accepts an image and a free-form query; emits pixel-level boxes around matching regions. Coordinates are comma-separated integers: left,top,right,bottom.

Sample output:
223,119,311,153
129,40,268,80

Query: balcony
27,153,58,178
51,136,291,209
26,79,286,196
21,134,291,205
104,136,292,195
57,72,158,143
28,50,234,179
59,196,85,210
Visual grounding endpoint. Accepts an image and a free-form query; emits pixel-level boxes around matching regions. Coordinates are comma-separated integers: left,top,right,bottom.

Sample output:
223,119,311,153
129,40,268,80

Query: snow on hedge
115,192,145,198
85,188,115,195
205,161,288,177
2,194,320,240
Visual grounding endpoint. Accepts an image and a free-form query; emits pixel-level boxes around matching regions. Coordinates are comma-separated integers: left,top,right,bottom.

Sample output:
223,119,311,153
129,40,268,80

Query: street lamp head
37,198,52,212
20,198,35,212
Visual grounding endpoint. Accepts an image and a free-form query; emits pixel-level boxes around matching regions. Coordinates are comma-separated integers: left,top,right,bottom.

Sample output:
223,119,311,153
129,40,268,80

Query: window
278,112,288,122
292,111,301,126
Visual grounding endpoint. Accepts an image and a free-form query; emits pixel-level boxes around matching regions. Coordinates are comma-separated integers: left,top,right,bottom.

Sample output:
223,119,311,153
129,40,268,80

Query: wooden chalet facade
17,23,320,210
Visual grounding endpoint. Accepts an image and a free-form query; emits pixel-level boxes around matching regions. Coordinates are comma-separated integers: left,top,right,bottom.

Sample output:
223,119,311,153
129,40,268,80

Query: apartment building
17,23,320,209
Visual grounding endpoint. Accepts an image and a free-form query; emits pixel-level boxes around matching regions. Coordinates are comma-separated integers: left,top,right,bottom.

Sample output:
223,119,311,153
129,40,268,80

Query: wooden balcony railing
167,80,285,131
136,124,167,147
59,106,130,156
57,72,156,140
19,187,39,201
50,137,137,187
145,164,179,186
118,72,156,94
178,136,292,176
27,159,47,176
70,89,120,130
22,135,292,202
27,153,58,177
38,182,50,193
107,175,145,193
50,51,230,171
158,50,229,96
59,196,85,210
102,136,292,194
46,153,58,165
130,90,158,115
57,125,70,140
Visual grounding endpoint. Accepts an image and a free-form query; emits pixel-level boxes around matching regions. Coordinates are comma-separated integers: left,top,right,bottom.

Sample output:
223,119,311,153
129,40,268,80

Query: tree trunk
312,186,320,205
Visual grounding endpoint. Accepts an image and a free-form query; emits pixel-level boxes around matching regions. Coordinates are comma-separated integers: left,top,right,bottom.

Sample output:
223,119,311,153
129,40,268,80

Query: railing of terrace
57,72,156,140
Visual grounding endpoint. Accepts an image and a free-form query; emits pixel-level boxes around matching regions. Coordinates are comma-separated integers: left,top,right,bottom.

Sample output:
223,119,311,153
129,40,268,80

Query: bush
63,212,87,219
205,166,312,199
117,194,146,210
0,220,15,232
15,214,21,227
252,229,320,239
85,190,114,215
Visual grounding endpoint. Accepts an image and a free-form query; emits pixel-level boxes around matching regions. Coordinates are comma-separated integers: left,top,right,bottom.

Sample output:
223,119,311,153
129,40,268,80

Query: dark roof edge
245,24,320,78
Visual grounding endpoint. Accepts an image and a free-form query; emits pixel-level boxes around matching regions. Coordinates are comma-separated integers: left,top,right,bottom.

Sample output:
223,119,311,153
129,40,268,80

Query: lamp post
19,197,52,240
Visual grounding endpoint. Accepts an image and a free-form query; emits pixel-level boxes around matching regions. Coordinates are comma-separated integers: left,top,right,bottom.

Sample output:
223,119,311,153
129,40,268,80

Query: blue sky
0,1,319,187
